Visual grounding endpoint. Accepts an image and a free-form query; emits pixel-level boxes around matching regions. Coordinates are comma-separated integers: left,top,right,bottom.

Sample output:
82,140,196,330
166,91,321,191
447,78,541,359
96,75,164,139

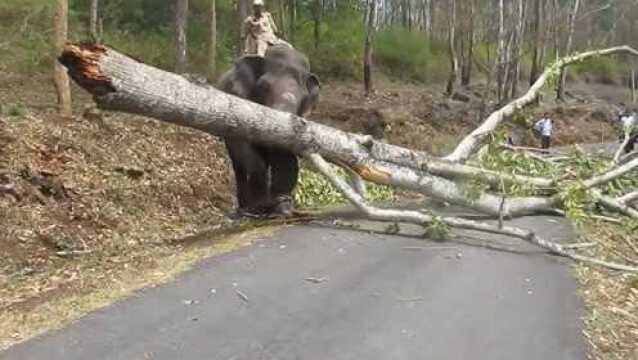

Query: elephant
217,44,320,218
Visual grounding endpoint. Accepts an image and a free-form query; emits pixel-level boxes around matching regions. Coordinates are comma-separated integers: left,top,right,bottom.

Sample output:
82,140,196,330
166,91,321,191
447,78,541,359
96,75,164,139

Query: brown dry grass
576,222,638,360
0,73,238,346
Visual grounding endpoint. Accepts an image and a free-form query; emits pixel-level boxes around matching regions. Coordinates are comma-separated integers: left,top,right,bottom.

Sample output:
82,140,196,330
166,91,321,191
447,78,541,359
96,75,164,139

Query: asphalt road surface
1,216,586,360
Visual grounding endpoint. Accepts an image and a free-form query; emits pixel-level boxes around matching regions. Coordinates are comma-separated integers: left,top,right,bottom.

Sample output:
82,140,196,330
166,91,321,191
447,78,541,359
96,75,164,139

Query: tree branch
308,153,638,273
445,46,638,163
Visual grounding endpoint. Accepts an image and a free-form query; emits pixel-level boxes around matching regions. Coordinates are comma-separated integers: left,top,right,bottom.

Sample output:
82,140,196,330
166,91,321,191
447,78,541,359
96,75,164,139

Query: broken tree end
59,43,115,96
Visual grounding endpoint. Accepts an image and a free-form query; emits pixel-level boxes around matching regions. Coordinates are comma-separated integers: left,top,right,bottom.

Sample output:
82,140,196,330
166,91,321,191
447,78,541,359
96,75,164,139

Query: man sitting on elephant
241,0,291,57
217,44,320,218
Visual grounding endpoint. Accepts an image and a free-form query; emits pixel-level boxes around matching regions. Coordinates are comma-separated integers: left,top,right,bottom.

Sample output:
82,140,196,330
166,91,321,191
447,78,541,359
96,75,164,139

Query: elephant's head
218,45,320,117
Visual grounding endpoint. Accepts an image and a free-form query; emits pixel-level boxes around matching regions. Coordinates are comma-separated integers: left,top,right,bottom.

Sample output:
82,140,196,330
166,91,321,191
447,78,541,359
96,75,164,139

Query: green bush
375,28,447,83
296,10,365,79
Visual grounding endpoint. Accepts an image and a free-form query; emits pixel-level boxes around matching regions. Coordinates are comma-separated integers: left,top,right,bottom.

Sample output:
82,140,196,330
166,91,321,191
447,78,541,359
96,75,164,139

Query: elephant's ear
306,73,321,98
300,73,321,117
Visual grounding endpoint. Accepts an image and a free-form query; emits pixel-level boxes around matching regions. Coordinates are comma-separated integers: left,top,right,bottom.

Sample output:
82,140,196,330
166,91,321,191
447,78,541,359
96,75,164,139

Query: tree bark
529,0,544,85
445,0,458,97
89,0,100,43
207,0,217,81
174,0,189,74
364,0,376,97
58,44,638,221
496,0,506,103
288,0,296,45
460,0,474,86
556,0,580,101
53,0,72,117
312,0,321,49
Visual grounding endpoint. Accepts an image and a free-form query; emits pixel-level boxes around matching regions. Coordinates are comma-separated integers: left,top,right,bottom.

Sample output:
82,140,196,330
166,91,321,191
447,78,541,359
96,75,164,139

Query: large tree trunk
53,0,72,117
556,0,580,101
364,0,376,97
58,44,638,220
207,0,217,81
174,0,189,74
58,44,638,272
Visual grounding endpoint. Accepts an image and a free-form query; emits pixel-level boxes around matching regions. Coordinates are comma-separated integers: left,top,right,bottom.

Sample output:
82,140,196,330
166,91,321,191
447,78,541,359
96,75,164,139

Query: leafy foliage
293,166,394,209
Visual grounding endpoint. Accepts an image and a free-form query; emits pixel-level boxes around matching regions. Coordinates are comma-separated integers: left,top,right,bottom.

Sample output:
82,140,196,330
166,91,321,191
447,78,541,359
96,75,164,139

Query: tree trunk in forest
207,0,217,81
496,0,506,103
174,0,189,74
530,0,544,85
89,0,100,43
312,0,321,49
445,0,458,96
508,0,525,98
460,0,474,86
557,0,580,101
288,0,296,45
364,0,376,97
237,0,251,55
53,0,72,117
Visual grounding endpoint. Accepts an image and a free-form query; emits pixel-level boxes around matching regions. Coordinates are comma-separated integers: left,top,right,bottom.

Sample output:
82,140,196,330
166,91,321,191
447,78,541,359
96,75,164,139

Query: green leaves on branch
294,166,394,209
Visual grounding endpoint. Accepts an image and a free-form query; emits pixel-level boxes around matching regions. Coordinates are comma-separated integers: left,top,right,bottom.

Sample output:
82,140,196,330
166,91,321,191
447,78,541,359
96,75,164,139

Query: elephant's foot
269,195,294,218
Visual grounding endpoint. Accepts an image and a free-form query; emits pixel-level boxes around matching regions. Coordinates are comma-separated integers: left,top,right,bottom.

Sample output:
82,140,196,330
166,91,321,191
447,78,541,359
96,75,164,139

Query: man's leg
542,136,550,149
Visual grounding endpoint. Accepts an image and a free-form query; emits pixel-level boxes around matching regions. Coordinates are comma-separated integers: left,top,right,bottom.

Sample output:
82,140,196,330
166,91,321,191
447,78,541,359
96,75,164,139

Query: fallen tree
59,44,638,271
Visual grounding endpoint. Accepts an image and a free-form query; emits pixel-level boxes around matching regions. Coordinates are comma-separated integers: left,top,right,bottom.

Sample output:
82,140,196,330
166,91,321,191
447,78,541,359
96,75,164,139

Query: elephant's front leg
261,146,299,217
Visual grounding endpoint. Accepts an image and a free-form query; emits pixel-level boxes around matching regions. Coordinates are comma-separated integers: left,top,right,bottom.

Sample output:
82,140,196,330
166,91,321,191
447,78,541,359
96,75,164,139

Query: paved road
1,216,585,360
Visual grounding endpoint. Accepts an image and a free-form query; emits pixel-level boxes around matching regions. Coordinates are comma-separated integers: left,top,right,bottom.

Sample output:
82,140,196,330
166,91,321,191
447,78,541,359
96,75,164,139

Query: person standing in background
534,113,554,150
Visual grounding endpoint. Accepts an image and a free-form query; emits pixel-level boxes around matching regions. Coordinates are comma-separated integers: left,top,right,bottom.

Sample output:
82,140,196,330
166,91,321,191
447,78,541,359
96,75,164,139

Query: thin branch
613,131,632,163
583,157,638,189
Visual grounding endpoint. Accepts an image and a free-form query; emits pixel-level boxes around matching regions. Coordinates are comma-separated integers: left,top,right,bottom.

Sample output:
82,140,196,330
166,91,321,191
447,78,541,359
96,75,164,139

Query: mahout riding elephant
217,44,320,218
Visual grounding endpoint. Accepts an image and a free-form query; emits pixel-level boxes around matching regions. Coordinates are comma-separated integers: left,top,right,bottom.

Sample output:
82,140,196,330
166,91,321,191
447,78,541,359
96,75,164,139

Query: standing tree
312,0,322,49
460,0,475,86
89,0,100,43
364,0,376,97
445,0,458,96
238,0,251,54
288,0,297,45
208,0,217,81
495,0,506,102
174,0,189,74
530,0,546,85
557,0,580,100
53,0,72,117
